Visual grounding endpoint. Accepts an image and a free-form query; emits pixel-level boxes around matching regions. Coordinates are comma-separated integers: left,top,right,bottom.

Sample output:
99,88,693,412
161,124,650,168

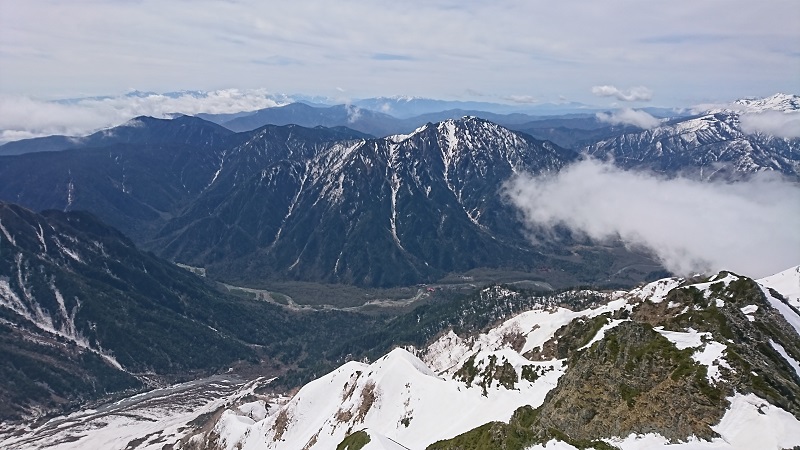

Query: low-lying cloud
345,104,363,123
596,108,660,129
504,159,800,279
591,85,653,102
739,111,800,139
0,89,287,144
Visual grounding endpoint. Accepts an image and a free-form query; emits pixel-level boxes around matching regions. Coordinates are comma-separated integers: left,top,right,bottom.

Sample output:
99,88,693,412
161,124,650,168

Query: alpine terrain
3,266,798,449
0,93,797,450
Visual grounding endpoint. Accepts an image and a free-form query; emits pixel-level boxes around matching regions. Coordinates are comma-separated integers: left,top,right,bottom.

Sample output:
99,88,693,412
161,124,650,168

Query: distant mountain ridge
722,93,800,114
0,115,235,156
586,107,800,180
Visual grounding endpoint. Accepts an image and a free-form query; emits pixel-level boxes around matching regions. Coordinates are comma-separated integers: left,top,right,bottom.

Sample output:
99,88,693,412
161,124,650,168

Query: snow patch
0,219,17,247
578,319,628,350
655,327,707,350
740,304,758,322
689,272,739,298
655,327,730,383
712,393,800,449
691,341,730,383
628,277,683,304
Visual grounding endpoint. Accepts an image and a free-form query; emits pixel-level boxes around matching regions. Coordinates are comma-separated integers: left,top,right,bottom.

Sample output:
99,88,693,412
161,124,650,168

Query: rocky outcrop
530,322,726,442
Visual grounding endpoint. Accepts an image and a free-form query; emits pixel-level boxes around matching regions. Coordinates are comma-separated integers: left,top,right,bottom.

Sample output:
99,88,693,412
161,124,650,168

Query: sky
0,0,798,107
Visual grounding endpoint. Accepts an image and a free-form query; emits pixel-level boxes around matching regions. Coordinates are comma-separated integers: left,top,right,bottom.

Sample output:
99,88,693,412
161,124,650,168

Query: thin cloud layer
504,159,800,279
1,1,798,104
596,108,660,129
503,95,539,104
591,85,653,102
0,90,286,143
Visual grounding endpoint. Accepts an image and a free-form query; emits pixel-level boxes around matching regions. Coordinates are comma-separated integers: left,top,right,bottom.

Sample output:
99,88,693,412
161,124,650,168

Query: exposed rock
530,322,726,442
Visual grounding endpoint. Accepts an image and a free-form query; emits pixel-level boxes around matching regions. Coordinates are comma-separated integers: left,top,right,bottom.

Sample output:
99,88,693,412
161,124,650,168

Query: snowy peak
731,93,800,114
212,341,543,449
701,93,800,115
586,101,800,180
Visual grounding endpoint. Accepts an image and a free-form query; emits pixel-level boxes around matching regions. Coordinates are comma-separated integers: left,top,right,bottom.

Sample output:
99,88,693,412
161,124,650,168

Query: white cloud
739,111,800,139
0,90,287,143
591,85,653,102
596,108,660,129
504,159,800,279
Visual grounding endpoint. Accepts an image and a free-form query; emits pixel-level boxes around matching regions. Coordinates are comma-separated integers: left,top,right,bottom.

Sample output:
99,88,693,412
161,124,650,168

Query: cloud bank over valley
504,159,800,279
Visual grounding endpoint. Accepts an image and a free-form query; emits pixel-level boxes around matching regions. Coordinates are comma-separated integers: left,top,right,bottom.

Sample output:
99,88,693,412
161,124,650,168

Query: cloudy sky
1,0,798,106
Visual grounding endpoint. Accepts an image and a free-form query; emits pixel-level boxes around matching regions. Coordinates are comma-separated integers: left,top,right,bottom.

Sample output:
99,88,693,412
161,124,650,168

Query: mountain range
1,95,797,291
0,115,667,288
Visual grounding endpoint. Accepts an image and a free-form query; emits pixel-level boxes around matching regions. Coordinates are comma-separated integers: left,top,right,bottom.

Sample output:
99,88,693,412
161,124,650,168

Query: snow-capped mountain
52,265,791,450
586,94,800,180
725,93,800,114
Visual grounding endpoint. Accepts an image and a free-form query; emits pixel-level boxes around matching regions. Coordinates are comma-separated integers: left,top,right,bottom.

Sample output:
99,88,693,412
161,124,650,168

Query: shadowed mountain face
0,202,248,419
0,202,378,421
0,119,366,242
151,117,595,287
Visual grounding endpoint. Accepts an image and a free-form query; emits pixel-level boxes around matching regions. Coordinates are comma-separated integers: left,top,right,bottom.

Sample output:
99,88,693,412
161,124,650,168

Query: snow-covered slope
758,265,800,309
0,377,271,450
212,347,564,449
